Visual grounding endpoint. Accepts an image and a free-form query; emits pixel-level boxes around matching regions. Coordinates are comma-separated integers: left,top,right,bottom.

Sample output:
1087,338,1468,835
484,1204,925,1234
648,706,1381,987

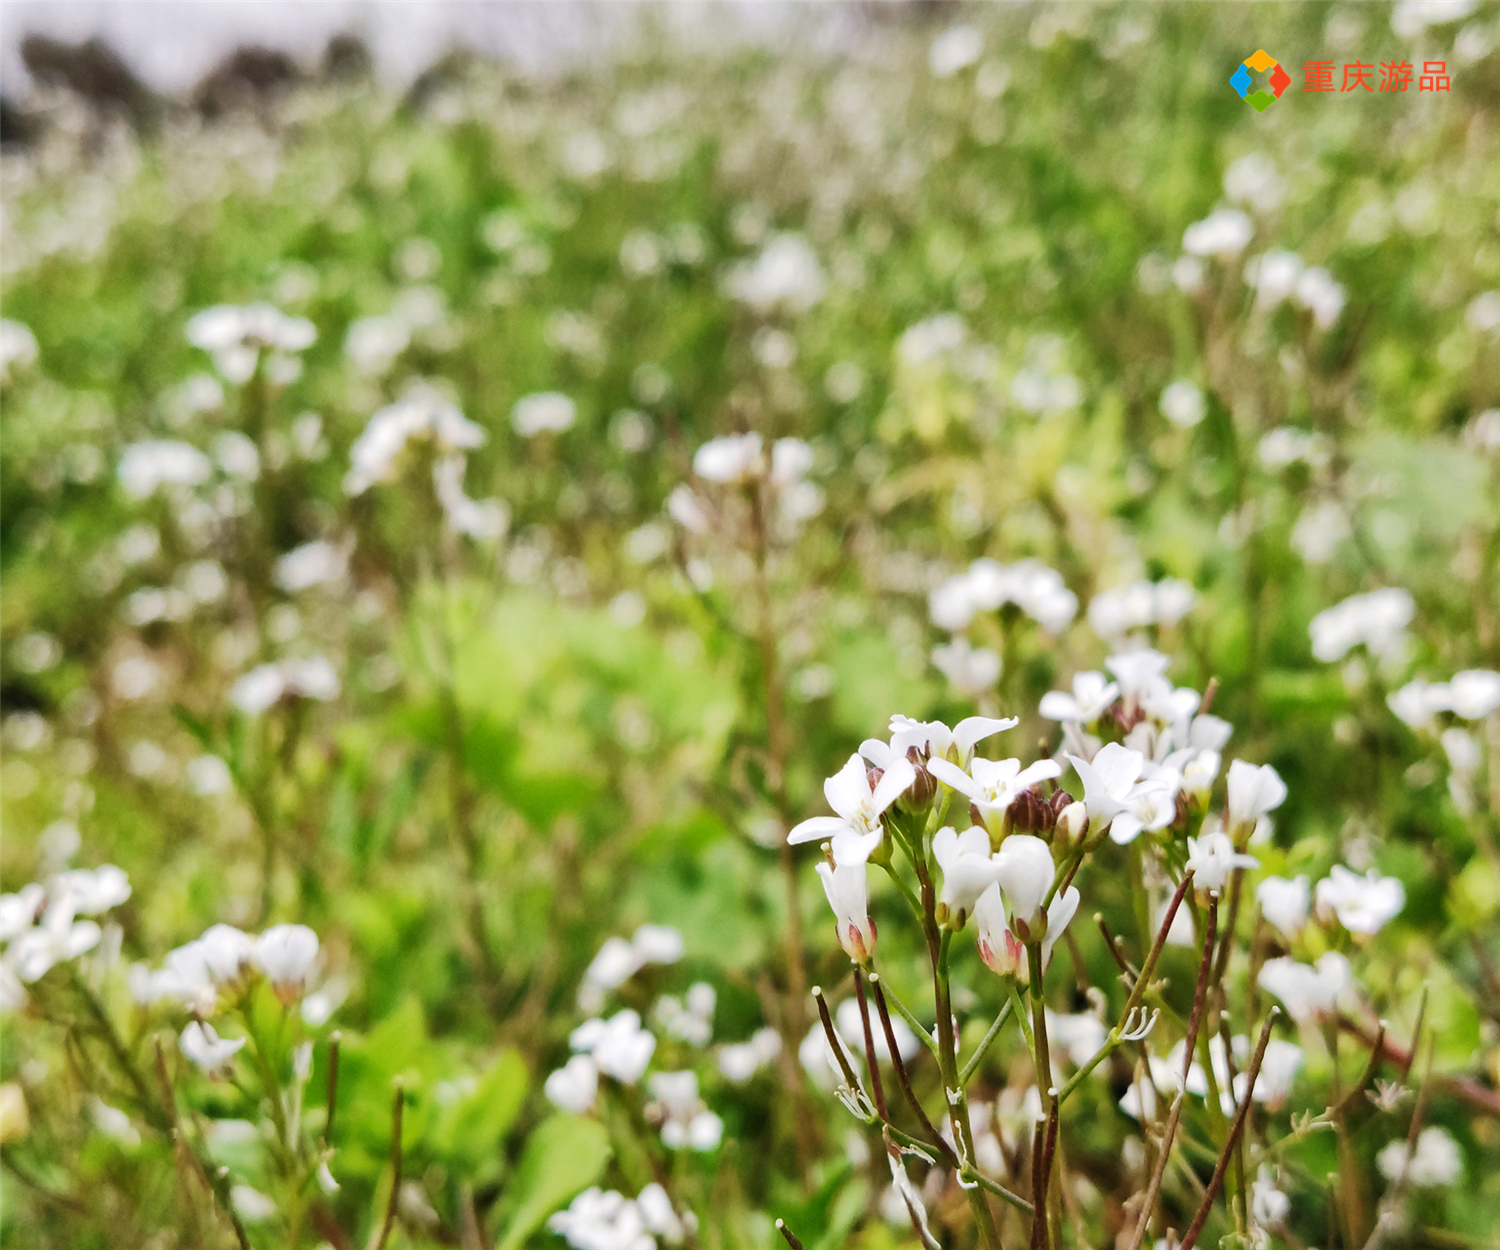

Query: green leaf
431,1049,529,1174
495,1115,610,1250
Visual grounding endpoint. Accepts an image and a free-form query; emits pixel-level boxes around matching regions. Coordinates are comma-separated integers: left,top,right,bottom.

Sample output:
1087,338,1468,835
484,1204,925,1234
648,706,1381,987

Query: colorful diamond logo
1231,49,1289,110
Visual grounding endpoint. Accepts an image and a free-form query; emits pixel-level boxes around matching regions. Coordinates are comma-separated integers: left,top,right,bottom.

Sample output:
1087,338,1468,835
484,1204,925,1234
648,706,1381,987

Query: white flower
253,924,319,997
0,885,44,941
0,319,39,382
1226,760,1287,832
725,234,825,314
230,657,340,715
929,24,983,77
717,1027,782,1082
631,924,685,965
864,714,1017,771
1159,380,1206,429
1108,771,1183,846
1257,952,1351,1023
572,1009,656,1084
1040,672,1120,723
187,304,315,383
1295,267,1346,328
693,433,763,483
1251,1167,1290,1226
1235,1039,1303,1110
1448,669,1500,720
929,559,1076,634
90,1097,141,1147
344,315,410,376
1314,866,1405,936
1067,743,1147,835
787,752,917,864
886,1152,940,1250
1256,875,1310,939
230,1185,277,1222
975,882,1028,981
544,1054,599,1113
1376,1126,1463,1187
929,756,1062,836
274,541,349,593
816,860,876,963
931,826,1003,917
994,835,1065,937
931,639,1001,696
1182,209,1253,258
1247,251,1304,306
433,455,508,539
548,1187,654,1250
1105,649,1173,706
1309,589,1414,663
1047,1011,1109,1068
650,1071,722,1151
636,1184,683,1243
1185,831,1259,892
9,903,101,983
344,384,485,495
118,441,213,498
769,437,814,486
512,392,576,437
179,1021,245,1074
1388,677,1449,729
50,865,130,916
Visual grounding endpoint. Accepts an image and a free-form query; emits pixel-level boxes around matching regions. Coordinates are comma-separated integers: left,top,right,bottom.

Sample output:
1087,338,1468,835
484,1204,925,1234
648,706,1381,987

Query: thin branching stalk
870,975,959,1168
853,969,888,1122
1179,1009,1281,1250
959,999,1015,1086
1124,892,1220,1250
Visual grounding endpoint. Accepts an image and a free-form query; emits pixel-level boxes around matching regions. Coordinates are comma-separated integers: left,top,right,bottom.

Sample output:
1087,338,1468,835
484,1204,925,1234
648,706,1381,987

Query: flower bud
977,924,1029,986
1009,788,1053,835
1055,801,1088,850
901,746,939,811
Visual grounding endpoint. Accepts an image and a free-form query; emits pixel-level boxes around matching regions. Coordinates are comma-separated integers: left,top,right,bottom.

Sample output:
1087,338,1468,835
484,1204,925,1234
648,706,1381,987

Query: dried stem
870,975,957,1166
775,1219,807,1250
323,1031,342,1148
1124,891,1219,1250
1179,1009,1281,1250
853,968,888,1122
813,987,862,1095
369,1080,404,1250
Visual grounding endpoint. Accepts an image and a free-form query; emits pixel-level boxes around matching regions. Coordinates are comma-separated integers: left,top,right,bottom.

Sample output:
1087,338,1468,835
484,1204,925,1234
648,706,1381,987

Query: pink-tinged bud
977,925,1029,986
1049,789,1075,817
974,881,1029,985
843,916,877,964
817,860,876,965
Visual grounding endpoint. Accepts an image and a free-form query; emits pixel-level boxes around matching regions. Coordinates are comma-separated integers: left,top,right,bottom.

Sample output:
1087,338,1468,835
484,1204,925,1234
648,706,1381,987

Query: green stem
880,860,925,922
959,1000,1015,1086
934,928,1002,1250
1027,944,1061,1250
872,972,938,1058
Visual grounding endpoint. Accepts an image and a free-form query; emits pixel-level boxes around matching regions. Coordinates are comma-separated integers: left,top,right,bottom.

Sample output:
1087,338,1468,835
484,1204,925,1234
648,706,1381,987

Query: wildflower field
3,3,1500,1248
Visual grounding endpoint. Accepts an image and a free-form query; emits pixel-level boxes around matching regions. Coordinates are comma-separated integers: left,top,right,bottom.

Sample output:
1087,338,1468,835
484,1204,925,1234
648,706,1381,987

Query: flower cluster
0,866,131,1004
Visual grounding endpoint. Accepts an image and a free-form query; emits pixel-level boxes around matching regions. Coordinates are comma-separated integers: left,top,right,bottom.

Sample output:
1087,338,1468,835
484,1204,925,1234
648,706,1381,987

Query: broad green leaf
430,1049,529,1173
494,1115,610,1250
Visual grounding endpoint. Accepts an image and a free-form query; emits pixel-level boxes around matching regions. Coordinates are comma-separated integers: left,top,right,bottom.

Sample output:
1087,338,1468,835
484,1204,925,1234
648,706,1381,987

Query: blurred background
2,2,1499,1248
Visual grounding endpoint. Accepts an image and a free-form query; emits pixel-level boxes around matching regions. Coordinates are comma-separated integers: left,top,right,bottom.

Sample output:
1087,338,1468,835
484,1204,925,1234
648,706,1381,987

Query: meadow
2,4,1499,1249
